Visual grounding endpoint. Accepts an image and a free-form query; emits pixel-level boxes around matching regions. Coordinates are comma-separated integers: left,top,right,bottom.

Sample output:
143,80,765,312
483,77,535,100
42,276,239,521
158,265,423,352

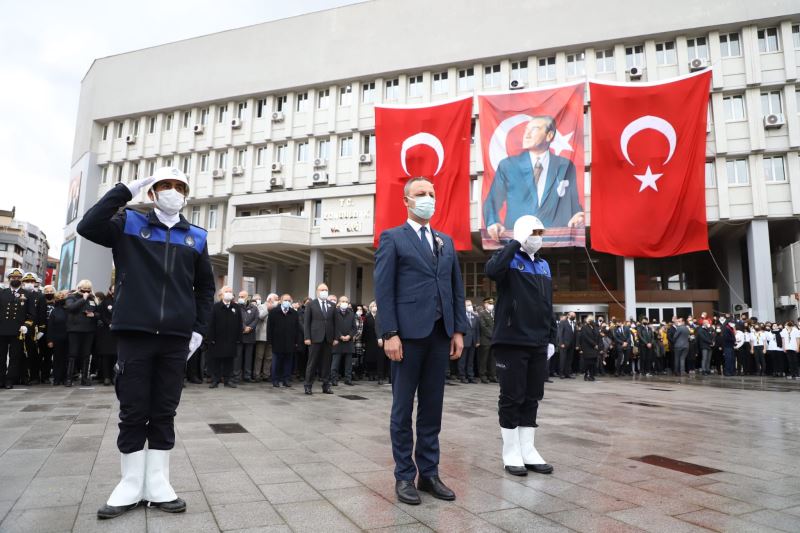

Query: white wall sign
320,195,374,237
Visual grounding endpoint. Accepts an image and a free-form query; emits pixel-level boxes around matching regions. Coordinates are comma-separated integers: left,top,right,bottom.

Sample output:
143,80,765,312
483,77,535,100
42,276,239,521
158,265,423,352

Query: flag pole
623,257,636,321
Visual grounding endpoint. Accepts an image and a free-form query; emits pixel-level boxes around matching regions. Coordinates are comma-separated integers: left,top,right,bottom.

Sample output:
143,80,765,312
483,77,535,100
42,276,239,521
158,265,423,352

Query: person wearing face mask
207,287,243,388
17,272,46,385
458,300,481,383
37,284,57,384
781,322,799,380
266,294,302,387
767,323,784,377
719,316,736,376
64,280,100,387
235,290,259,384
0,268,35,389
556,312,577,379
252,293,278,383
77,166,216,519
363,301,387,384
94,287,118,386
485,215,555,477
303,284,337,394
477,297,496,384
577,315,600,381
46,290,70,386
352,305,366,380
331,296,357,386
637,318,655,378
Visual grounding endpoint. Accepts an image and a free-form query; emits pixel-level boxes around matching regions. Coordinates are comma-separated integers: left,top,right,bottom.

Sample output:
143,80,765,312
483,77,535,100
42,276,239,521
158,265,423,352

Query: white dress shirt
406,218,434,251
528,150,550,207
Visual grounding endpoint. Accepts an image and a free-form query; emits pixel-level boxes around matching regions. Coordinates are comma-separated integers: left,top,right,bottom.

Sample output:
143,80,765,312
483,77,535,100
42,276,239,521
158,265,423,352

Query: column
270,262,279,295
725,241,746,313
308,248,325,299
227,251,243,292
747,220,775,322
624,257,636,321
344,261,357,300
255,272,269,298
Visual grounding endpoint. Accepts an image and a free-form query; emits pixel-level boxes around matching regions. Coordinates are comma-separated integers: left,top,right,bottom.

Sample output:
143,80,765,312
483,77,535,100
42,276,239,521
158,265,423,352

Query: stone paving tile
366,525,434,533
211,500,285,531
545,508,647,533
291,461,362,491
258,481,323,504
676,508,787,532
738,509,800,532
273,499,362,532
608,507,711,533
0,504,78,533
633,477,763,515
147,510,221,533
72,507,146,532
399,499,504,532
321,485,418,529
479,507,570,532
14,474,89,509
699,481,800,510
197,470,265,506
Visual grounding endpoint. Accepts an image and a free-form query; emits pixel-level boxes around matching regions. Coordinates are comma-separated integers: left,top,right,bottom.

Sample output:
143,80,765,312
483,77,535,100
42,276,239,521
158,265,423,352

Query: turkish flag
374,97,472,250
589,71,711,258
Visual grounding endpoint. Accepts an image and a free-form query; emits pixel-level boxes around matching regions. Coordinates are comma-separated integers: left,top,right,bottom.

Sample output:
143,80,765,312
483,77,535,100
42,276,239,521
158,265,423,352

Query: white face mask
370,307,377,314
154,189,185,216
408,195,435,220
466,305,473,313
222,292,234,302
521,235,543,255
486,304,494,312
319,290,329,300
254,299,261,306
356,310,363,317
22,282,34,291
237,297,246,305
340,303,349,310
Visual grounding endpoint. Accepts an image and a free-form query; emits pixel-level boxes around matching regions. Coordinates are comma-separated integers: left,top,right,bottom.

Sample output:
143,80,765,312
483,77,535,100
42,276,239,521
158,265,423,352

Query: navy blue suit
375,222,468,481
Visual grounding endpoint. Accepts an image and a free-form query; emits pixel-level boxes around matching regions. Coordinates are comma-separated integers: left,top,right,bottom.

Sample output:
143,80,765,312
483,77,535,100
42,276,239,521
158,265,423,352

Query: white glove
513,215,538,244
125,176,157,199
187,331,203,361
547,343,555,359
35,332,44,341
19,325,28,335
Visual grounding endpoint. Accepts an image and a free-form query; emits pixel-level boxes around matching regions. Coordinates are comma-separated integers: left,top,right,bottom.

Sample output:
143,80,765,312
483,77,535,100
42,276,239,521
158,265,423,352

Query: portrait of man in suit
484,116,584,242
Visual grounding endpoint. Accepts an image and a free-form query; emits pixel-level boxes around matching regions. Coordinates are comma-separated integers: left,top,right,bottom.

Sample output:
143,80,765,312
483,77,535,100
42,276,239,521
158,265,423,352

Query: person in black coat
458,301,481,383
267,294,303,387
332,296,357,386
46,290,69,386
64,280,99,386
94,289,118,386
363,301,387,384
556,313,577,379
577,316,600,381
206,287,243,388
303,284,336,394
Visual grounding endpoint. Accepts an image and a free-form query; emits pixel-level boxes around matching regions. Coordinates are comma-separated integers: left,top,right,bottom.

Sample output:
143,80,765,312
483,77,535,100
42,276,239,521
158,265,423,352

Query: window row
704,155,790,186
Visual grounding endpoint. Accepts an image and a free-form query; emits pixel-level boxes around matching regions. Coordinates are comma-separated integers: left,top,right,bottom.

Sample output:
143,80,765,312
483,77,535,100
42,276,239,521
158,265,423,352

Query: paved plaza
0,374,798,533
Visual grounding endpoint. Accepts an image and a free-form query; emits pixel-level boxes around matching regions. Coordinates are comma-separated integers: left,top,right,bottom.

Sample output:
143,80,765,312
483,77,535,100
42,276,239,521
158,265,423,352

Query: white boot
107,450,146,506
501,427,526,475
143,449,177,503
519,426,553,474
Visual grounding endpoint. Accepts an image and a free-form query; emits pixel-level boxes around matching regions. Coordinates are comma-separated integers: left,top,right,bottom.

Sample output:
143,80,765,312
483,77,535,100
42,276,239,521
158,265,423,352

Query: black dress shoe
488,377,498,383
189,377,203,384
525,463,554,474
209,382,219,388
344,381,353,386
544,378,553,383
97,502,139,519
480,378,489,384
395,480,421,505
147,498,186,513
322,387,333,394
5,384,13,389
282,382,292,388
504,465,528,476
417,475,455,501
304,386,312,395
225,381,238,388
459,378,468,384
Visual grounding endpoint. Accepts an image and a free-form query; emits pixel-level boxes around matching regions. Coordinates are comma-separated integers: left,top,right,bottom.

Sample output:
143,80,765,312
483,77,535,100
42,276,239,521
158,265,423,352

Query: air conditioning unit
775,295,795,308
271,111,285,122
270,162,283,173
509,79,526,90
211,169,225,179
192,124,204,134
733,303,749,313
627,66,643,80
358,153,373,165
311,172,329,184
231,165,244,176
313,158,328,168
231,118,242,129
269,176,285,188
125,135,137,145
763,113,785,129
689,58,708,71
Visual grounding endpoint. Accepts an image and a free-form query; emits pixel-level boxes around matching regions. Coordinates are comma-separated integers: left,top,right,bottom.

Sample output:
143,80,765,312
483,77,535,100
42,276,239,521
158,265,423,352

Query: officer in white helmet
77,166,215,519
485,215,556,477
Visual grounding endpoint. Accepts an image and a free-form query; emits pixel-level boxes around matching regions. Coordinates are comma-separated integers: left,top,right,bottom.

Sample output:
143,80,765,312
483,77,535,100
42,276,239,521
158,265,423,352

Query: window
275,144,287,164
723,95,746,121
385,79,399,100
706,161,717,189
165,113,173,131
566,52,585,76
182,111,191,128
686,37,708,61
130,162,139,181
457,68,474,91
275,95,287,112
625,45,644,68
340,136,353,157
362,133,375,155
217,104,228,124
313,200,322,226
102,124,108,141
432,71,448,94
538,56,556,80
132,119,139,136
217,151,227,170
317,138,330,160
758,27,780,53
200,108,208,125
763,155,786,182
236,148,246,167
256,98,266,118
296,141,309,162
719,33,741,57
148,116,156,134
191,206,201,226
236,101,247,119
761,90,782,116
726,158,749,185
483,64,500,87
101,166,108,184
199,153,209,172
256,147,264,166
164,157,172,168
114,165,122,183
595,49,614,73
115,122,124,138
361,82,375,103
511,60,528,83
408,75,423,97
317,89,330,109
208,205,218,230
296,92,309,112
338,86,352,106
147,160,155,176
655,41,676,65
181,156,191,174
793,24,800,49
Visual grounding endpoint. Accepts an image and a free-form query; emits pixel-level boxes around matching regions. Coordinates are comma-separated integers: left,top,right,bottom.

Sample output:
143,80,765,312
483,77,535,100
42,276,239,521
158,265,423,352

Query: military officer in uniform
0,268,34,389
20,272,47,385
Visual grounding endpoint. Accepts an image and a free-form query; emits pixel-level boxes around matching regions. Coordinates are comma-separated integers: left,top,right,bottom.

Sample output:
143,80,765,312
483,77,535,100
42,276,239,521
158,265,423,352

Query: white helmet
148,166,190,197
513,215,545,236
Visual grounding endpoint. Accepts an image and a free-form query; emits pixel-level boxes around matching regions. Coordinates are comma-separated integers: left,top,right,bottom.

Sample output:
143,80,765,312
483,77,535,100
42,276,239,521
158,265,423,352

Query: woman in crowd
781,321,799,380
767,323,784,377
577,315,600,382
64,279,99,387
363,301,386,385
750,324,766,377
353,305,366,380
206,286,242,388
46,290,70,386
94,287,117,386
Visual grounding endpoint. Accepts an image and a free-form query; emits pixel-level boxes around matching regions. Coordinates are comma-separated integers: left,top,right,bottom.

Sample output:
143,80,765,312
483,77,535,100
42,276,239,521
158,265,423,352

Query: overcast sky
0,0,364,255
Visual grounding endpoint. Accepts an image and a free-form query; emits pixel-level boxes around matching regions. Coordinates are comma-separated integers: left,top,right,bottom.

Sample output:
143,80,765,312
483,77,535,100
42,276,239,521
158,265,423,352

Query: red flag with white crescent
374,97,472,250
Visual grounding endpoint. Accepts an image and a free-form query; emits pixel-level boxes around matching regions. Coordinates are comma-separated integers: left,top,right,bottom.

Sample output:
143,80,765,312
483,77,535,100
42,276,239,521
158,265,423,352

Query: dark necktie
534,158,543,186
419,226,434,259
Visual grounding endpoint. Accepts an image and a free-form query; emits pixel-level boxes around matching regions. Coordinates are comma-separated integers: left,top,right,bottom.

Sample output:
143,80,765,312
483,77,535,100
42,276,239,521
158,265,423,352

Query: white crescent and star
400,132,445,176
619,115,677,193
488,114,575,171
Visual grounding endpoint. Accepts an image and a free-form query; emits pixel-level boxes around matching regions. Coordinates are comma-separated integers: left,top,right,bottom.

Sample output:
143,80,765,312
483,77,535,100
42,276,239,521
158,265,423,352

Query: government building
65,0,800,323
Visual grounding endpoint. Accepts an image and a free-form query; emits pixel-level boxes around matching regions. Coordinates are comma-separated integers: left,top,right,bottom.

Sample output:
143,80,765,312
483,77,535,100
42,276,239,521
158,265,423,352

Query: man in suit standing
331,295,357,386
375,177,467,506
612,320,633,377
557,313,577,379
672,317,690,376
458,300,480,383
303,283,336,395
477,297,496,383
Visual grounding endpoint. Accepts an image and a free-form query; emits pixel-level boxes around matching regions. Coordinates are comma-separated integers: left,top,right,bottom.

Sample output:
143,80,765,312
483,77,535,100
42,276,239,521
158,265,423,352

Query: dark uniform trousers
115,332,187,454
478,344,496,380
0,335,24,385
24,333,39,383
494,344,547,429
558,346,574,377
390,319,449,481
305,342,332,386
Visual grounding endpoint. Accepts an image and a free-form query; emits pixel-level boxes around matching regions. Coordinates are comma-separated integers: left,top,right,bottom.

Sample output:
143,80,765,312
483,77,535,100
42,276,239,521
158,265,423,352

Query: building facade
0,207,50,280
66,0,800,322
